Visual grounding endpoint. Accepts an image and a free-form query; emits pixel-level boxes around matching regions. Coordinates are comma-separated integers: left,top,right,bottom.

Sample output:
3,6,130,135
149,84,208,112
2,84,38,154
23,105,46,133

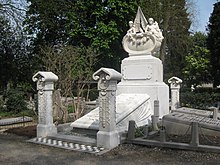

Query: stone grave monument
117,7,169,118
29,7,173,153
71,7,169,148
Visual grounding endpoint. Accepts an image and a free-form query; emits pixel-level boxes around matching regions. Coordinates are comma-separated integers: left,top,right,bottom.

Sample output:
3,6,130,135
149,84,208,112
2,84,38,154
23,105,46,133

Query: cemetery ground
1,125,220,165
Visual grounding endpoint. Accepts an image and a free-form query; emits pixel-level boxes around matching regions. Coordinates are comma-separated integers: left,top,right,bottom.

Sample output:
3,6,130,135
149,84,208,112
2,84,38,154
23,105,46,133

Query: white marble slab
71,94,152,131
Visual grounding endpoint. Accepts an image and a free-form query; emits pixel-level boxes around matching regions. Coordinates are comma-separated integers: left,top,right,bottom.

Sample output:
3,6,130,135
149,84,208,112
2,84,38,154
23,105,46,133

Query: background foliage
207,2,220,87
181,88,220,109
183,32,211,86
0,0,220,117
4,88,27,114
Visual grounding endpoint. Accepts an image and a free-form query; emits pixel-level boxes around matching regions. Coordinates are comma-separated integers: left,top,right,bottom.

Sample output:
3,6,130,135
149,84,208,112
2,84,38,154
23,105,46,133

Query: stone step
28,136,106,154
71,127,98,136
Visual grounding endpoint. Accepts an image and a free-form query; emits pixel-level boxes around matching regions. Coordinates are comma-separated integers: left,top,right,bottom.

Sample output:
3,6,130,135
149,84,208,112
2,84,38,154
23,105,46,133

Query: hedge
180,87,220,109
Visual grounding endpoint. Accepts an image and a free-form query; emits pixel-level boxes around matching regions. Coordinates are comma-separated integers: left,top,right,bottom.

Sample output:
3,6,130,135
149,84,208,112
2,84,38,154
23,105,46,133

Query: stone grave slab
173,107,213,117
0,116,32,126
163,112,220,137
71,93,152,132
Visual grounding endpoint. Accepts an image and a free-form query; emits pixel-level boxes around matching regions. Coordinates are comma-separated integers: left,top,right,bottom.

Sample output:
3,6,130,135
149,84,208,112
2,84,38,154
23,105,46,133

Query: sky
194,0,218,32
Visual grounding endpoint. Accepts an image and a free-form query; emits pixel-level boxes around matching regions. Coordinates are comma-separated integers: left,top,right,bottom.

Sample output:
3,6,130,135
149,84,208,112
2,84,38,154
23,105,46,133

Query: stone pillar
93,68,122,149
154,100,159,122
127,120,136,141
168,77,182,110
212,108,218,120
190,122,199,147
32,71,58,137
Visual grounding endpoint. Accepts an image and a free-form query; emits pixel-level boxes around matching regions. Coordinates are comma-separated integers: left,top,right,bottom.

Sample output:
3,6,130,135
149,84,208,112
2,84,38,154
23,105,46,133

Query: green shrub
67,105,75,113
4,89,27,114
180,88,220,109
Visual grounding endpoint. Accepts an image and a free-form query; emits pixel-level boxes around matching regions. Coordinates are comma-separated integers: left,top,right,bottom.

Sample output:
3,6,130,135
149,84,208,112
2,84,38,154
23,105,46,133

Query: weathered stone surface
163,112,220,137
173,107,213,117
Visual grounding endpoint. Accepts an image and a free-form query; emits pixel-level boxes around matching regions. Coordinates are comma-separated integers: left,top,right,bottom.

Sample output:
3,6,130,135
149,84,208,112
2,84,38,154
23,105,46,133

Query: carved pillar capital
168,76,182,89
33,71,58,91
93,67,122,92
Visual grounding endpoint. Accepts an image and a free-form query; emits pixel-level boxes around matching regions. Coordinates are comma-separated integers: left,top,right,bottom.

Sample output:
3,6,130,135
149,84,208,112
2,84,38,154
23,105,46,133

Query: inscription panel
122,65,152,80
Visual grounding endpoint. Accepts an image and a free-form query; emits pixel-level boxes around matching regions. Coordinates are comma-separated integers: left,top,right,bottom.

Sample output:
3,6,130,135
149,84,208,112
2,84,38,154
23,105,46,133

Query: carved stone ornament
32,71,58,91
32,71,58,83
168,76,183,88
122,7,164,56
93,68,122,91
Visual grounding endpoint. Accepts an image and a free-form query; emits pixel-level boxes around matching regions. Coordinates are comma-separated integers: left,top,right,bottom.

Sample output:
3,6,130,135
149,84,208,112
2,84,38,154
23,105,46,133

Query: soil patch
5,125,37,138
1,126,220,164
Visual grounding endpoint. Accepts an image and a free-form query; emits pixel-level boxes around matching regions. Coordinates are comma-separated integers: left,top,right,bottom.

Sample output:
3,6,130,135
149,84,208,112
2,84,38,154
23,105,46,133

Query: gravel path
1,132,220,165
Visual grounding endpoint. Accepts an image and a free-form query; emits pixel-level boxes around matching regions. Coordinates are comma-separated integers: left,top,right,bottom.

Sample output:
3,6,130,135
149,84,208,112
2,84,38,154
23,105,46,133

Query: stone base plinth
37,124,57,137
97,130,119,149
117,55,169,117
120,55,163,82
117,82,169,117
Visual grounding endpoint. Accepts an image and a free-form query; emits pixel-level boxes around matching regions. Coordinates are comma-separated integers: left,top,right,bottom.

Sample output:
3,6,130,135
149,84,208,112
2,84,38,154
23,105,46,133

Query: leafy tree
24,0,138,70
0,0,27,32
24,0,71,49
0,0,32,91
0,17,17,90
0,16,33,91
25,0,192,81
207,2,220,87
183,32,211,86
